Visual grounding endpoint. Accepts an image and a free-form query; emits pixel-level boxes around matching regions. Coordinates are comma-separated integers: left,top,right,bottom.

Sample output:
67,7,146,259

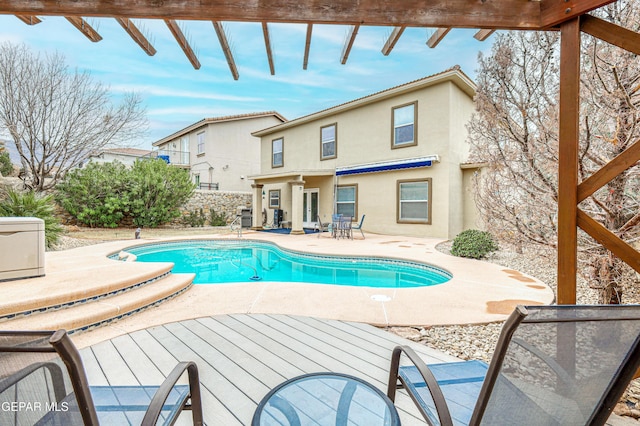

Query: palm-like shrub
0,188,64,248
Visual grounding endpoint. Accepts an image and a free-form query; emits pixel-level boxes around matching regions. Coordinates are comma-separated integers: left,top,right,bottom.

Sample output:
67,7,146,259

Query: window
320,123,337,160
392,102,417,148
269,190,281,208
272,138,283,167
197,132,205,154
336,185,357,218
397,179,431,223
194,174,200,187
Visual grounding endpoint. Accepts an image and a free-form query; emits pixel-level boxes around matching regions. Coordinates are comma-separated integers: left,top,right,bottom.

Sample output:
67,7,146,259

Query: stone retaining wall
175,189,252,225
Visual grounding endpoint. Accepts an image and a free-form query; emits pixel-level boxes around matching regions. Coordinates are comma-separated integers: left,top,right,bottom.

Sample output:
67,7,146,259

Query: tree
0,150,12,176
468,1,640,303
0,42,147,191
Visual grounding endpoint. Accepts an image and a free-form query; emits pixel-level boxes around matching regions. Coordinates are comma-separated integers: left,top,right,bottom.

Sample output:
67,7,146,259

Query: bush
56,159,196,228
450,229,498,259
127,159,195,228
56,161,129,228
209,209,227,226
0,188,64,248
0,151,13,176
183,208,206,227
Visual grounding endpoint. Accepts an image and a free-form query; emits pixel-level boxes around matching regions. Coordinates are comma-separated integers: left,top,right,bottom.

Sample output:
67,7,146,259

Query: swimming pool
119,240,451,288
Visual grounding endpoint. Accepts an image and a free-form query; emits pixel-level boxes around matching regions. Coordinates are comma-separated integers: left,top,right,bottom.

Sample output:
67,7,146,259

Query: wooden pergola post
557,17,581,305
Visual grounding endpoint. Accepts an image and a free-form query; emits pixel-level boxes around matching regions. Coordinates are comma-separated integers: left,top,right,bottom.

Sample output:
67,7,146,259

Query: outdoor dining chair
387,305,640,426
0,329,203,425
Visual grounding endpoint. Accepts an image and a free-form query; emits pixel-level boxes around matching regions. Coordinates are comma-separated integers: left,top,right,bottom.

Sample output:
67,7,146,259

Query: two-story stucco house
249,67,481,239
153,112,286,192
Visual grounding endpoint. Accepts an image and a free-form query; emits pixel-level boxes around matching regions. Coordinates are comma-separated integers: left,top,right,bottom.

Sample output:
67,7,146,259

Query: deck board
79,314,451,425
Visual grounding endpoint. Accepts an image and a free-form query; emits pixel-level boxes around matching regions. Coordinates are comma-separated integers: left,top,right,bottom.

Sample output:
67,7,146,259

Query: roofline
152,111,287,147
252,66,476,137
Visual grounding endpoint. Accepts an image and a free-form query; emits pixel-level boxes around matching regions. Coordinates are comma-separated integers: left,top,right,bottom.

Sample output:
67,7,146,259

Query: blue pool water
120,240,451,288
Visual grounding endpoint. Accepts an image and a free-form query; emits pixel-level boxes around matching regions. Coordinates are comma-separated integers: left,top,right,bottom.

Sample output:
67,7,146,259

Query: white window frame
392,102,417,148
397,178,431,224
272,137,283,168
320,123,337,160
335,185,357,219
197,132,205,155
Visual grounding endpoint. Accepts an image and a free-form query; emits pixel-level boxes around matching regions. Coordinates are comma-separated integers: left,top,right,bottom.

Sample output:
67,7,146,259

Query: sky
0,15,497,150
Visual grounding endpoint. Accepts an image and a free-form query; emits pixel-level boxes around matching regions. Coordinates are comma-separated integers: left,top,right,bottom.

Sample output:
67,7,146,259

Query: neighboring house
85,148,153,167
249,66,482,239
152,112,286,192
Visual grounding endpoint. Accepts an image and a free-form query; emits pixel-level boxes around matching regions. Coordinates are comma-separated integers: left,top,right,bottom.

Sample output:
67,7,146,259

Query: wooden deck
79,314,459,425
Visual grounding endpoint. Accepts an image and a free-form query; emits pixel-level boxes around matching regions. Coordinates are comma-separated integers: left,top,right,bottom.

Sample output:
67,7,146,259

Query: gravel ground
388,241,640,420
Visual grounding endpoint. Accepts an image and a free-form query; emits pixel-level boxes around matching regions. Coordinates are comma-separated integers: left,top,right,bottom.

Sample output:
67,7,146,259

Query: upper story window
392,102,417,148
272,137,283,168
397,178,431,224
197,132,205,155
320,123,337,160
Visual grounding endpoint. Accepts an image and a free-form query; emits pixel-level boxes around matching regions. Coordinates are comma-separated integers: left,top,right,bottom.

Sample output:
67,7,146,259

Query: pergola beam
474,29,495,41
65,16,102,42
261,22,275,75
340,24,359,65
580,14,640,56
15,14,41,25
303,23,312,70
115,17,156,56
426,27,451,48
0,0,544,29
540,0,616,28
381,26,405,56
165,19,201,69
212,21,239,80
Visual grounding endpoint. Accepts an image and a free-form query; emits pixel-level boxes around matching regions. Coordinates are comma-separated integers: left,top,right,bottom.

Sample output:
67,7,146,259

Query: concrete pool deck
2,230,555,348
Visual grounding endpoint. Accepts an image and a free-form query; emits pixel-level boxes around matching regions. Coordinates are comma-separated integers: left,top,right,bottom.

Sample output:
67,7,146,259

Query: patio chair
351,214,365,239
314,215,332,238
0,329,203,426
387,305,640,426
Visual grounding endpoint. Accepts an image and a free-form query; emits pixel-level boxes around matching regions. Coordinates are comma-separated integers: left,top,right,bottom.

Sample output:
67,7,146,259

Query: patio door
303,189,319,228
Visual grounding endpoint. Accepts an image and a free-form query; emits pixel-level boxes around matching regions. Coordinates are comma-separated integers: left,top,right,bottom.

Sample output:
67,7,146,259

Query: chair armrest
0,361,67,402
141,361,203,426
387,345,453,426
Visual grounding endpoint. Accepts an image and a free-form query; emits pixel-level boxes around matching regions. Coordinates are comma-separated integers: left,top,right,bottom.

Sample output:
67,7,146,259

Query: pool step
0,273,194,333
0,261,176,321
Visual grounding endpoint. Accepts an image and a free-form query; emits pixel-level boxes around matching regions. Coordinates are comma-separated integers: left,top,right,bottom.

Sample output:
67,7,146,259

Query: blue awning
335,156,438,176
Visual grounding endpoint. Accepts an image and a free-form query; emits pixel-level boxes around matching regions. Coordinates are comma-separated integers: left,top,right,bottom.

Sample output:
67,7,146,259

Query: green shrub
0,151,13,176
450,229,498,259
127,159,195,228
183,208,206,227
56,162,129,228
209,209,227,226
56,159,195,228
0,188,64,248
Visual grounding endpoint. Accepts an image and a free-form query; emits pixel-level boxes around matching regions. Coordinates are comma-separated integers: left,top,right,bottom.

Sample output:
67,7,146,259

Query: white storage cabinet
0,217,45,281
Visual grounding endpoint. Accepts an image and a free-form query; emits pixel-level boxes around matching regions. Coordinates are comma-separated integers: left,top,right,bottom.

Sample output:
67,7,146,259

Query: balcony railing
146,150,190,166
199,182,219,191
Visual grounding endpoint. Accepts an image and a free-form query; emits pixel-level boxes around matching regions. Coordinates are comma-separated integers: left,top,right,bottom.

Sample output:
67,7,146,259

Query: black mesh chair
388,305,640,426
0,329,203,425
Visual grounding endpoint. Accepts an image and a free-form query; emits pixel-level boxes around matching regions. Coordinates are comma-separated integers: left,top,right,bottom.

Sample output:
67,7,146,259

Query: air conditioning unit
0,217,45,281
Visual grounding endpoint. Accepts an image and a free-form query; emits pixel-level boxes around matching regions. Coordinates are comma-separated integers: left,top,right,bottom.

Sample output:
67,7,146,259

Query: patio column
289,180,305,235
251,183,264,230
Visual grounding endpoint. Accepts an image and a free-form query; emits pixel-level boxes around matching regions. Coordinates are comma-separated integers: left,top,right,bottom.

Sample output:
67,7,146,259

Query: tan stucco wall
160,115,282,192
255,73,477,238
